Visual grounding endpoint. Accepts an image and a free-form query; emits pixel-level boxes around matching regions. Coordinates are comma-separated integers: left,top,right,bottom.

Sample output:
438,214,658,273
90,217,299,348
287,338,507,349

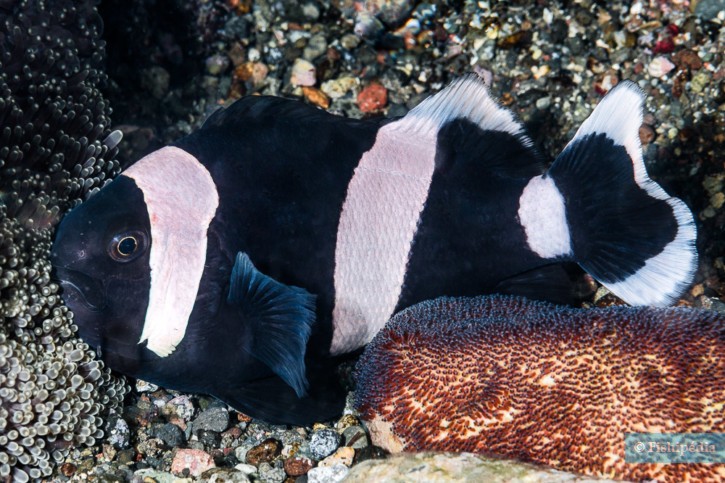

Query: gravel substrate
47,0,725,481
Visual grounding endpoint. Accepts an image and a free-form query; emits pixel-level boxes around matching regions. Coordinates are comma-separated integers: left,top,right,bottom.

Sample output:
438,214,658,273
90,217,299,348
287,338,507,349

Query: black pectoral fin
227,252,316,398
494,263,590,306
214,362,347,425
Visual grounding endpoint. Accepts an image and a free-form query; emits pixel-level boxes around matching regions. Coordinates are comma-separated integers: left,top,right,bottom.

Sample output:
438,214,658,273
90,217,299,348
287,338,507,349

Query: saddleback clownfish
51,75,697,425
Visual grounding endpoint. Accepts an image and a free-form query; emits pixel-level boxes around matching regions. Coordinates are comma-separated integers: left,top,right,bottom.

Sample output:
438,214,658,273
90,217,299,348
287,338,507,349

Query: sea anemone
0,0,127,479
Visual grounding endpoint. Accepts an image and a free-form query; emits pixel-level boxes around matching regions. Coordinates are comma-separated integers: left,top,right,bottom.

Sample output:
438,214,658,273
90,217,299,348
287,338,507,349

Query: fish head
51,176,151,354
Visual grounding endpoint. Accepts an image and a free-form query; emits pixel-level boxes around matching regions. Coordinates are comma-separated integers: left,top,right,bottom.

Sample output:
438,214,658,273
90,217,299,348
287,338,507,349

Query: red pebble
653,38,675,54
357,82,388,113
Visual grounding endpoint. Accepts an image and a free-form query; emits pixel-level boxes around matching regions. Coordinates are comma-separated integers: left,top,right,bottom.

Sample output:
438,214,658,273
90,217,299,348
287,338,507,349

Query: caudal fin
534,81,697,306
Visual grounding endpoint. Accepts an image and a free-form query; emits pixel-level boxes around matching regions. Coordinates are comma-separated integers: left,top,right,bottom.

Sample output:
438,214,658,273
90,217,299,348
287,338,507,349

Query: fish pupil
117,237,137,256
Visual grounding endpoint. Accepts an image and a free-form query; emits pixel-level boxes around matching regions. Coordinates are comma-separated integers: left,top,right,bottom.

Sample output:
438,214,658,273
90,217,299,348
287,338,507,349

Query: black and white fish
50,75,697,424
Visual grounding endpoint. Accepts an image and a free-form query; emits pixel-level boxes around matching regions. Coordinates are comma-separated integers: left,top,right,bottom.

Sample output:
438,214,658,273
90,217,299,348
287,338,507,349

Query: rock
690,71,711,94
206,54,230,75
307,464,349,483
340,33,361,50
152,422,186,447
309,429,341,460
197,429,222,447
535,96,551,110
204,468,252,483
344,453,617,482
302,87,331,109
694,0,725,20
283,456,314,476
162,395,195,422
135,379,159,393
106,414,131,449
304,34,328,61
342,425,368,450
639,124,655,145
245,438,282,466
192,407,230,434
357,82,388,113
171,448,216,477
234,463,258,477
133,468,182,483
290,58,316,87
354,11,385,39
319,446,354,467
363,0,414,25
258,462,286,483
321,76,359,99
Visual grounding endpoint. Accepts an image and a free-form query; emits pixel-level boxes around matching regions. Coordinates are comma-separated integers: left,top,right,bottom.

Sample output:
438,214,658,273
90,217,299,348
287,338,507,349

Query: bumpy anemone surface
0,1,127,480
355,295,725,483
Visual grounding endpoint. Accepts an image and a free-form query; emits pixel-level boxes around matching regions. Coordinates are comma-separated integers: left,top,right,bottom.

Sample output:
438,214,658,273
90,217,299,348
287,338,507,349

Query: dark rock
353,445,388,464
197,429,222,448
192,407,230,434
152,423,186,448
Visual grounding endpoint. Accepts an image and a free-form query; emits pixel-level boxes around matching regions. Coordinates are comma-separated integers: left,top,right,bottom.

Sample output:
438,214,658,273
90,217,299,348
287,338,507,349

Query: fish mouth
53,266,108,312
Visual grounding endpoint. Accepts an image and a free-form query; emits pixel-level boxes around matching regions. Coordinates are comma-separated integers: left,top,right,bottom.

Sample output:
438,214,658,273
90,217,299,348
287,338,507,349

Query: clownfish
51,75,697,424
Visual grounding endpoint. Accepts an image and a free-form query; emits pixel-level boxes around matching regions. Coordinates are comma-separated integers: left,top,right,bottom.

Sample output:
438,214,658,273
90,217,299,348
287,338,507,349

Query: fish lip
53,266,108,312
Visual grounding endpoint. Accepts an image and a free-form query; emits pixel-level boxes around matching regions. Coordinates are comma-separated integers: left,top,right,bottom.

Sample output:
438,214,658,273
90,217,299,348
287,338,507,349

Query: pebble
647,56,676,78
133,468,182,483
690,71,710,94
357,82,388,113
258,462,286,483
340,33,361,50
639,124,656,145
354,11,385,38
319,446,354,467
302,87,331,109
192,407,230,434
245,438,282,466
309,429,341,459
106,414,131,449
234,463,258,477
341,425,368,450
171,448,216,477
303,34,328,61
307,464,349,483
135,379,160,393
535,96,551,110
162,395,195,422
206,54,230,75
363,0,414,25
290,58,317,87
204,468,251,483
153,422,186,447
321,76,359,99
283,456,314,476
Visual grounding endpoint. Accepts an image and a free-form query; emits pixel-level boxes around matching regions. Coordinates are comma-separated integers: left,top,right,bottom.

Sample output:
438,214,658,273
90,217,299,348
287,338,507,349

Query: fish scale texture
355,295,725,483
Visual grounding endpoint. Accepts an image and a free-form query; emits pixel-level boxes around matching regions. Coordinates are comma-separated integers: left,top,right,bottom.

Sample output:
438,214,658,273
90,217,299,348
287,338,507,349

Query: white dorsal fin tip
402,74,529,141
573,81,645,152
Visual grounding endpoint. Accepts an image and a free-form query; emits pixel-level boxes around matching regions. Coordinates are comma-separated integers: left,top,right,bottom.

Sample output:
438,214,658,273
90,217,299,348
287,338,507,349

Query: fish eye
108,231,147,262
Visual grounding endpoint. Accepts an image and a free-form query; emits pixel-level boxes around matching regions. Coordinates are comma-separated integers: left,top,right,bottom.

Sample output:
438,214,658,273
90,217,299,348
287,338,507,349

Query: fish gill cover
0,0,127,480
